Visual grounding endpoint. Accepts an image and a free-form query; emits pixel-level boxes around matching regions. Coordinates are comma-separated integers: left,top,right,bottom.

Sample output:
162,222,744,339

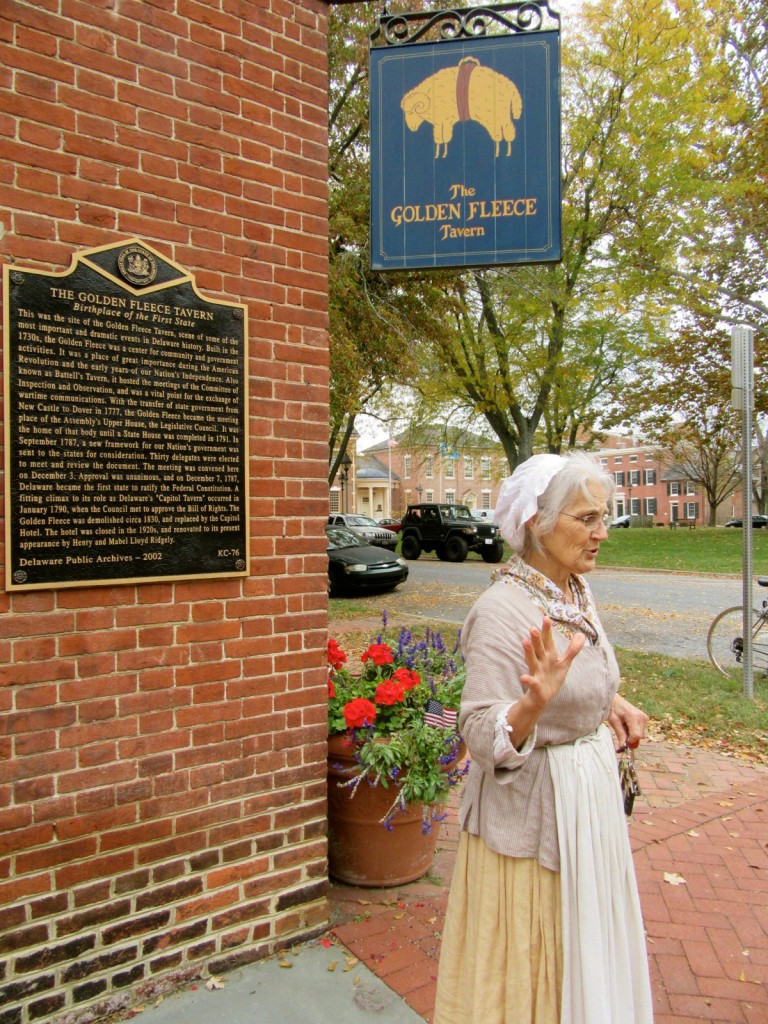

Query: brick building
360,428,508,516
1,4,334,1023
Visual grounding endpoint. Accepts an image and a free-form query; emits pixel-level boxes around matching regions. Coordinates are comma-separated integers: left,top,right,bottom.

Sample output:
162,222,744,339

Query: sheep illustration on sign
401,56,523,158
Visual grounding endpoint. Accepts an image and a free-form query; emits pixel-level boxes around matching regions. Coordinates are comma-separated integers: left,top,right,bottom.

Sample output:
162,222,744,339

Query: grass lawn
596,525,768,575
459,524,768,574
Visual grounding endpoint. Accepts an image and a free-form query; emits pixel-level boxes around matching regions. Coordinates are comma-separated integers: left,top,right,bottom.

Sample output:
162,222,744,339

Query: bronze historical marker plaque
3,238,249,590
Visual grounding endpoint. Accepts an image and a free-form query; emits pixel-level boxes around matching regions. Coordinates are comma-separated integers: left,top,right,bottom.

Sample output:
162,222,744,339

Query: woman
434,452,653,1024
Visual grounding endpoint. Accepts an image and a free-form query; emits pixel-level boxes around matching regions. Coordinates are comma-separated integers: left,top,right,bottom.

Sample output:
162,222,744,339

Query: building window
330,489,340,513
481,490,492,509
464,455,474,479
404,453,411,477
614,456,623,464
629,455,638,463
445,490,455,504
686,481,696,495
644,469,656,485
425,455,433,479
669,482,680,496
465,491,476,508
425,489,434,502
614,471,625,486
685,502,698,520
481,456,491,480
629,470,640,486
445,459,455,479
600,458,609,467
630,498,641,515
644,497,657,516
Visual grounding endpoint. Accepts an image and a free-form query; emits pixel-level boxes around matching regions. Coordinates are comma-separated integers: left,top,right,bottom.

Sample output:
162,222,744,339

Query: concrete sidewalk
138,738,768,1024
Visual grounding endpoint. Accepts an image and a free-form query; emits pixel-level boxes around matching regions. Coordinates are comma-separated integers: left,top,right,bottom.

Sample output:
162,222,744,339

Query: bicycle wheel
707,606,768,679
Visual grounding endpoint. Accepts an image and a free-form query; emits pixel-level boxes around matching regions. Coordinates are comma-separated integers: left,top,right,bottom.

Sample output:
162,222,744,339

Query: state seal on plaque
117,244,158,287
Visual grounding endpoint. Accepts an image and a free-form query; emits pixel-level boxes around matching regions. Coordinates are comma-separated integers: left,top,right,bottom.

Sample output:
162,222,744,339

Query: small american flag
387,437,397,448
424,698,457,730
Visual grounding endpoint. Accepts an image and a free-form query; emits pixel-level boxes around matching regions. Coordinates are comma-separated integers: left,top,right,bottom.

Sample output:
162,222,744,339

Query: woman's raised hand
520,616,585,710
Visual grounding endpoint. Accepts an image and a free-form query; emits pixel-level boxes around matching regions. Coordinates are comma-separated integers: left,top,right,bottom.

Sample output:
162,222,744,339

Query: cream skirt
433,832,563,1024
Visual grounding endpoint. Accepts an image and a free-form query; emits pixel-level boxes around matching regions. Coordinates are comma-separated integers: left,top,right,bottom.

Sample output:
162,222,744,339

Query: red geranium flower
343,698,377,729
392,667,421,691
374,679,406,706
361,642,394,666
327,638,347,670
328,677,336,698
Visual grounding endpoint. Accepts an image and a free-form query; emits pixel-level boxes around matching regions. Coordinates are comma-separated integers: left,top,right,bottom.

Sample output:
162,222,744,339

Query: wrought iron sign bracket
371,2,561,47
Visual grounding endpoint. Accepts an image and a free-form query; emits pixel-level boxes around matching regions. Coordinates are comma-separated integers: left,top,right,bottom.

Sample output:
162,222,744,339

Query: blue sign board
370,31,561,270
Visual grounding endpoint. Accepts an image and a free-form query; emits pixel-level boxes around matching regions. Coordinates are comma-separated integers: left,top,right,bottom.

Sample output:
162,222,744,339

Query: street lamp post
340,452,352,513
416,484,423,503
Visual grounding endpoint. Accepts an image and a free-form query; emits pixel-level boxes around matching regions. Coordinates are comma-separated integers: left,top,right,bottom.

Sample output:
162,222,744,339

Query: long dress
433,560,654,1024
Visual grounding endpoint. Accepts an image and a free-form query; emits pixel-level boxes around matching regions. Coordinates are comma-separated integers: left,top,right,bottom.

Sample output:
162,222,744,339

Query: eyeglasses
560,511,611,531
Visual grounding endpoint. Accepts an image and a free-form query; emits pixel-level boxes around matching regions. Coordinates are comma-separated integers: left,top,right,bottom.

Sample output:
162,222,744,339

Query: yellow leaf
393,913,405,920
327,961,338,972
686,830,699,837
279,960,293,969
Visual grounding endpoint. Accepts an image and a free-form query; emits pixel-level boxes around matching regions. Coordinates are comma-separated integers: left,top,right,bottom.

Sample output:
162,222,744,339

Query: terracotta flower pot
326,734,438,887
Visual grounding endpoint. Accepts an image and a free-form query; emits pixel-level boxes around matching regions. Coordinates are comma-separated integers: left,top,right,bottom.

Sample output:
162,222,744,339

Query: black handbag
618,745,641,816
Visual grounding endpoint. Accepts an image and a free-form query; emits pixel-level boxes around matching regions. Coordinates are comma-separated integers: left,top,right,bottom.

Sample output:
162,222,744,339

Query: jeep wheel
435,544,447,561
444,536,468,563
401,535,422,560
481,540,505,564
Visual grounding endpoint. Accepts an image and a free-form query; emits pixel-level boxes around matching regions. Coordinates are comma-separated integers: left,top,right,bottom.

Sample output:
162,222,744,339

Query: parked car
326,526,408,597
610,515,631,529
376,517,402,533
400,502,504,563
327,513,398,550
470,509,496,522
724,515,768,529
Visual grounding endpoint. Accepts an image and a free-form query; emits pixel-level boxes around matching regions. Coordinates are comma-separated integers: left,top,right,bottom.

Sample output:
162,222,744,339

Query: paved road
378,558,766,662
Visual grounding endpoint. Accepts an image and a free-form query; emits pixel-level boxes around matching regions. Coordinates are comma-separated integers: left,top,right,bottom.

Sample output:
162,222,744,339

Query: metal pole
732,325,755,698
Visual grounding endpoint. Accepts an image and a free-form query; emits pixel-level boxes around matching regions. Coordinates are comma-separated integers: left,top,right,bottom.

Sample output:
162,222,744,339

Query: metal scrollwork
371,2,560,47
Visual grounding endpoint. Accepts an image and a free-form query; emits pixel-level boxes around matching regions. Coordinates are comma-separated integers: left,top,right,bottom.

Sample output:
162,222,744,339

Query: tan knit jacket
458,578,620,871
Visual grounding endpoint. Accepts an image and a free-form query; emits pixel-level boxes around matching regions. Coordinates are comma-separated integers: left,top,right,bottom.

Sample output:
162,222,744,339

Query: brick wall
0,2,331,1022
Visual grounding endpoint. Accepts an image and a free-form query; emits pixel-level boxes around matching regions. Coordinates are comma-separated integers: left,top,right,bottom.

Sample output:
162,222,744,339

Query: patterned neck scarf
492,553,600,645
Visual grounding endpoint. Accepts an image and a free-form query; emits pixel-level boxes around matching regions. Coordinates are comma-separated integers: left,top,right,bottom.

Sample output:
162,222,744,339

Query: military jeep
399,503,505,563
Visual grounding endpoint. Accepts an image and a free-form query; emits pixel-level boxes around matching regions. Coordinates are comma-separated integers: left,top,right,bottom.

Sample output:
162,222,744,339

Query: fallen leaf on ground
279,960,292,969
205,976,226,990
327,961,338,972
664,872,687,886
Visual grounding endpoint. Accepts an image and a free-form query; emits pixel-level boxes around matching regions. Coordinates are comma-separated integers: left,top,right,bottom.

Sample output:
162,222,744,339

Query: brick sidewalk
329,739,768,1023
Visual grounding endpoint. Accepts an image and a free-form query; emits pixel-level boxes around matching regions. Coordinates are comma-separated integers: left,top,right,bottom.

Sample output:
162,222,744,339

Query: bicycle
706,577,768,679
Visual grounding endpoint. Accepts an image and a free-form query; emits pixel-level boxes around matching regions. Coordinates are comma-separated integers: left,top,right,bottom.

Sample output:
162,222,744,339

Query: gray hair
523,451,614,556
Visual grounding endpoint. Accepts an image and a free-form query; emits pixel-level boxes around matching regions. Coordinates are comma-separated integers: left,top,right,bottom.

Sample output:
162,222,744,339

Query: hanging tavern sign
369,2,561,271
4,239,249,590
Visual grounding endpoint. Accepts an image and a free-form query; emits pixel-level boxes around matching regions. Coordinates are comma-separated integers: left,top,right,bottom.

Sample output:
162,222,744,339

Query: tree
625,315,742,525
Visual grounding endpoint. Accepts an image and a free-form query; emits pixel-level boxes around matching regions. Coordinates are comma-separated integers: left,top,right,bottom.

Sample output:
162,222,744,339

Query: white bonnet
495,454,568,552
